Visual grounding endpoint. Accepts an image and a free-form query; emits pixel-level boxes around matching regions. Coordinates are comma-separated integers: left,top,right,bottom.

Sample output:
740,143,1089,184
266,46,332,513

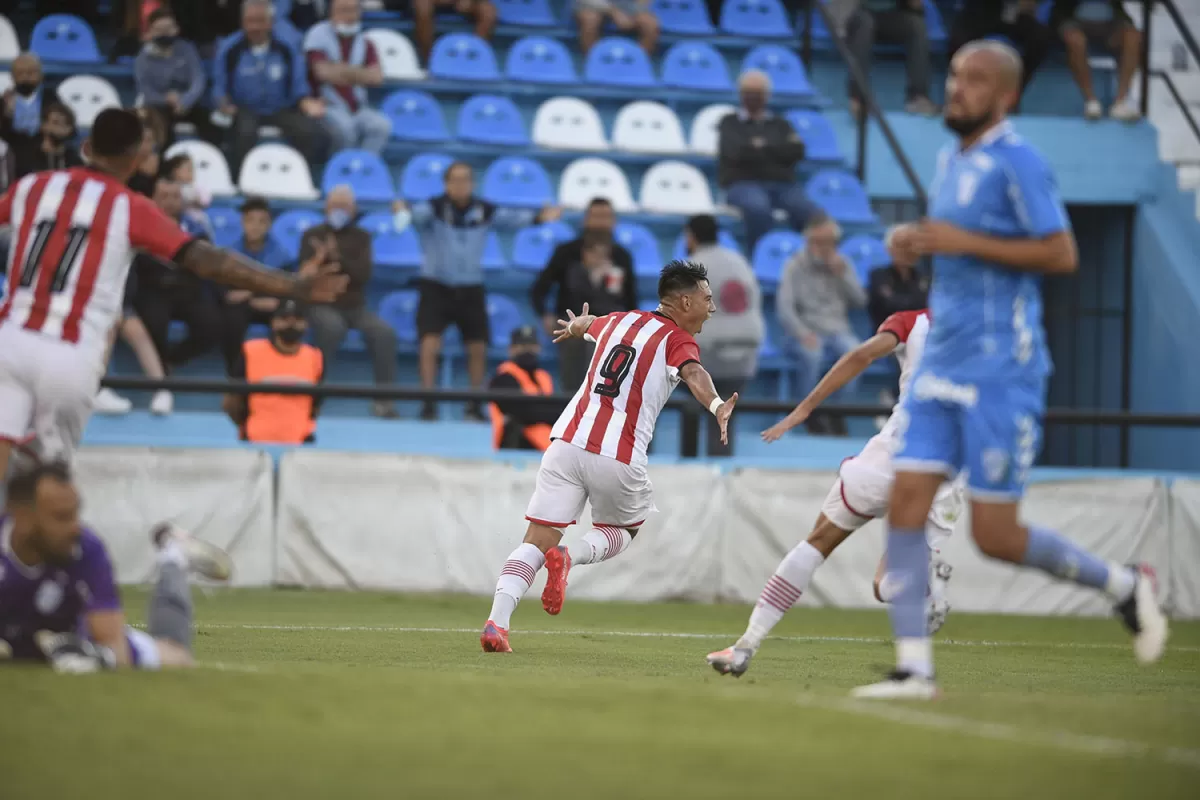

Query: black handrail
1139,0,1200,126
1154,69,1200,145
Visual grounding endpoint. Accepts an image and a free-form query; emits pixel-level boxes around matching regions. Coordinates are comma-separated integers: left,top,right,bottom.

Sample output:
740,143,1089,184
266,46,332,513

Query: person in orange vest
489,326,558,451
223,300,324,445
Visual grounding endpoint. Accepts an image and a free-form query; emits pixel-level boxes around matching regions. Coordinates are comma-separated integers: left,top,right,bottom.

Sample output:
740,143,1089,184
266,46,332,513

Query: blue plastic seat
381,90,449,142
671,229,742,261
785,109,842,162
457,95,529,147
840,234,890,286
805,169,876,225
360,212,422,270
30,15,101,63
584,37,657,88
614,222,662,276
378,290,421,346
742,45,811,96
751,230,805,285
795,1,832,40
719,0,793,37
493,0,558,26
661,42,732,92
271,209,324,260
206,206,242,249
652,0,716,34
505,36,578,84
512,221,575,270
482,231,509,270
400,152,453,201
321,150,395,203
481,157,554,209
924,1,948,43
429,33,500,82
487,294,525,349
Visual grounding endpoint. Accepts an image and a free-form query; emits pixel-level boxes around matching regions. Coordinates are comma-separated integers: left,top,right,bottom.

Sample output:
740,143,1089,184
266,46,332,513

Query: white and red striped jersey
877,309,930,437
0,168,192,355
551,310,701,466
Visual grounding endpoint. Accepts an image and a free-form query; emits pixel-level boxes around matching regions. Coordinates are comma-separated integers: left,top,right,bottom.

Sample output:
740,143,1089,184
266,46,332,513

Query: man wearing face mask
17,102,83,179
134,9,216,151
488,326,560,452
0,53,65,170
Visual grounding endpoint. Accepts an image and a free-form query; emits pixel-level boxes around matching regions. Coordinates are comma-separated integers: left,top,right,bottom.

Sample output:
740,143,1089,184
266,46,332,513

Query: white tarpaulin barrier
1167,479,1200,618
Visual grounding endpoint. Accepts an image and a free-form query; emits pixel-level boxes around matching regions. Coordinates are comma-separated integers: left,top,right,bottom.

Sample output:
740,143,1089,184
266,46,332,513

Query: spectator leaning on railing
134,7,217,150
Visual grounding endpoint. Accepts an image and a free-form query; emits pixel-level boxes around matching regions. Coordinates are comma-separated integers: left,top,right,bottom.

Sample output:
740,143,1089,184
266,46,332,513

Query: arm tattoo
179,239,307,298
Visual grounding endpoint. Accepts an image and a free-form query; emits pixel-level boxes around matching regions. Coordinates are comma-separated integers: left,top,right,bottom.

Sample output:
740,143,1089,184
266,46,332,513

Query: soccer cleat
1114,564,1169,665
151,523,233,582
480,621,512,653
850,670,939,700
706,645,755,677
927,560,953,635
541,545,572,616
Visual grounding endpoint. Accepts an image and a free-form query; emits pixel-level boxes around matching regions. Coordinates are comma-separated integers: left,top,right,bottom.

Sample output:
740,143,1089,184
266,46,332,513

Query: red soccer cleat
480,621,512,653
541,545,572,616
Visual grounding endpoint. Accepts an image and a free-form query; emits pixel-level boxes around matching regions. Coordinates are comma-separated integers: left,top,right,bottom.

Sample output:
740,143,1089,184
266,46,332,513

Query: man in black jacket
867,225,930,330
718,69,817,255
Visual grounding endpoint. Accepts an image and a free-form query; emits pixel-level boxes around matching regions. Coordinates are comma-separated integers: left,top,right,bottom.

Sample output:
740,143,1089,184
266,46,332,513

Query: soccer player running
708,305,962,677
0,462,231,671
482,261,738,652
853,41,1167,700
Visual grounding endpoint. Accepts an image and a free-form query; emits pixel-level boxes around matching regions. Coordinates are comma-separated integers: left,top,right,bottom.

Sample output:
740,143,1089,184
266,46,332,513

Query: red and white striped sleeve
664,329,700,371
127,190,194,262
0,181,13,226
583,314,613,343
877,309,925,344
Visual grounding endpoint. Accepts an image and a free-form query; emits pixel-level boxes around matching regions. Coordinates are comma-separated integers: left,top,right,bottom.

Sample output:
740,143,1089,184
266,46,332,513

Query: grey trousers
309,305,398,386
845,7,931,102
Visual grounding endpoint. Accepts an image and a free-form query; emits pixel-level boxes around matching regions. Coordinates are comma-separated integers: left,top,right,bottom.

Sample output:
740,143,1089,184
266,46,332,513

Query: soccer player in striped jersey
482,261,738,652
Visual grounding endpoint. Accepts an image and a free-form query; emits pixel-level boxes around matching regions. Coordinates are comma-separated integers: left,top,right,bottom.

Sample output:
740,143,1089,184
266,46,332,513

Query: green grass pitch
2,589,1198,799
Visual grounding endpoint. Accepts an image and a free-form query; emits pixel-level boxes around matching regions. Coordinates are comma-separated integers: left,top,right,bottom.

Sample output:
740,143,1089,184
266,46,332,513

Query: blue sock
1022,525,1119,594
885,527,930,640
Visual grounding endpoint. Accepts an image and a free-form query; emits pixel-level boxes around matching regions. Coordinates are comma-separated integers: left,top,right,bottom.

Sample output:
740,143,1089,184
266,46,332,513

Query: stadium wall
75,448,1200,619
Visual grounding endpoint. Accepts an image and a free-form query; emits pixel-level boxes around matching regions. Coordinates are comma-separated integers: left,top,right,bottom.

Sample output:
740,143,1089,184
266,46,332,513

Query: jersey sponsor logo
913,373,979,408
34,579,65,615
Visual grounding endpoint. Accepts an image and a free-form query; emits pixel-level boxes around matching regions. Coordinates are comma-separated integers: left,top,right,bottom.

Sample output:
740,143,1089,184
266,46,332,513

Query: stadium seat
512,221,576,270
400,152,453,201
238,143,320,200
751,230,804,284
457,95,529,147
805,169,877,225
584,37,657,88
689,103,736,155
364,29,424,81
381,90,448,142
493,0,557,26
361,212,423,269
840,234,890,286
30,15,102,63
378,290,421,345
206,206,242,249
165,139,236,197
611,101,687,155
924,1,948,43
482,231,509,270
505,36,578,84
651,0,715,34
558,158,638,212
794,0,832,39
719,0,793,37
660,42,732,92
785,109,843,162
639,161,714,215
671,229,741,260
56,75,120,129
487,295,525,349
614,222,662,275
481,157,554,209
271,209,324,261
741,45,811,97
532,96,608,151
0,15,20,61
429,34,500,82
321,150,395,203
0,73,10,95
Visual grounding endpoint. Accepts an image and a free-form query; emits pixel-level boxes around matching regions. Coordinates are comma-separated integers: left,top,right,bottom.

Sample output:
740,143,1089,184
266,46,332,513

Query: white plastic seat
57,74,121,128
165,139,237,197
0,72,11,95
611,101,687,155
237,143,320,200
690,103,736,155
639,160,714,215
0,15,18,61
558,157,638,212
364,28,425,81
532,96,608,151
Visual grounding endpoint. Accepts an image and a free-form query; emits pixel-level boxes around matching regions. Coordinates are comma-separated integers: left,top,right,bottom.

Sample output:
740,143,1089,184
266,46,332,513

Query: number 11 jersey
551,310,701,467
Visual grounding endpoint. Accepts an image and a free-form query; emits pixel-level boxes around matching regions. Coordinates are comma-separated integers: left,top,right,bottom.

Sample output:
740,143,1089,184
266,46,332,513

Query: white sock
742,541,825,650
488,543,545,630
896,637,933,679
877,572,904,603
1105,561,1136,603
567,525,632,566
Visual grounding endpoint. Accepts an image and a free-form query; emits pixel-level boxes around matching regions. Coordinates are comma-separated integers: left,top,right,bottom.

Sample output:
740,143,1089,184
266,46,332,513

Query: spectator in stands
1050,0,1142,121
300,185,401,419
135,8,217,149
685,214,764,457
408,0,499,65
830,0,937,118
531,198,636,392
219,197,290,375
948,0,1051,99
18,102,84,178
213,0,331,172
225,300,325,445
160,154,215,240
867,224,930,330
304,0,392,155
718,70,817,255
0,53,64,169
0,138,13,195
488,326,559,452
127,117,162,197
776,216,865,436
575,0,660,56
397,161,561,421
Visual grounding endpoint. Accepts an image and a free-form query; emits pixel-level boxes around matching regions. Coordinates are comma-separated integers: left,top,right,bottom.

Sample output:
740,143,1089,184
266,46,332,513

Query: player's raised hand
553,303,595,343
716,392,739,445
912,219,970,256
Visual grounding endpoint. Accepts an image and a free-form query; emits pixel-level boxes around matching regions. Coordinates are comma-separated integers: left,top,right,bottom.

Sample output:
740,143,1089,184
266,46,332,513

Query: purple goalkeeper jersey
0,516,122,661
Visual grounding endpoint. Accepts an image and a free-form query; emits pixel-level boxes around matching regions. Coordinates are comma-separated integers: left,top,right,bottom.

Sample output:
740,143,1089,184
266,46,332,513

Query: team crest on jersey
35,579,65,615
981,448,1010,485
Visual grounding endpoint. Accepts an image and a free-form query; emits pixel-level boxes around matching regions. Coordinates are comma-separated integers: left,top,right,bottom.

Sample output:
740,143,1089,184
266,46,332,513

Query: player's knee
522,523,562,552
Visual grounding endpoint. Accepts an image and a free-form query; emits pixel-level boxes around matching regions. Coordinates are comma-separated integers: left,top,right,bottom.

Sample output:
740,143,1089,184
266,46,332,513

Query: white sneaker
151,523,233,583
706,643,756,677
150,390,174,416
927,560,953,635
1109,98,1141,122
1114,564,1169,664
94,388,132,415
851,671,939,700
1084,99,1103,120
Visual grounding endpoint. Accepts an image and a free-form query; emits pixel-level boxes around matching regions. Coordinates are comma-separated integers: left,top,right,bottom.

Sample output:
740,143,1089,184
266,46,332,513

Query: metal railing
1139,0,1200,153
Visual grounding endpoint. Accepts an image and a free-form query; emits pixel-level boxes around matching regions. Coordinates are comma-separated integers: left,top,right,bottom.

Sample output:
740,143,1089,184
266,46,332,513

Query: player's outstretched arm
680,362,738,445
177,239,348,303
762,332,898,443
551,302,597,343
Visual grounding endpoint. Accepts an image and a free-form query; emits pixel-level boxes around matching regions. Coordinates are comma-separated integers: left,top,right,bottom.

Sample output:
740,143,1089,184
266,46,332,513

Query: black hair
443,160,472,182
657,259,709,300
685,214,719,246
160,153,191,180
586,197,613,211
7,461,72,507
240,195,271,215
41,100,76,130
90,108,144,159
147,7,175,26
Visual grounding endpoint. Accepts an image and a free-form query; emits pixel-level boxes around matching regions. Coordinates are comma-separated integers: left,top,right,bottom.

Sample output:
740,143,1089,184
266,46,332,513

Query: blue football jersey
922,121,1070,382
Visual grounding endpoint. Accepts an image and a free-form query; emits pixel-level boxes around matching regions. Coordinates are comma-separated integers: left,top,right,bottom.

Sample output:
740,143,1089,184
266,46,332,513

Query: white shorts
820,433,963,551
525,439,657,530
0,325,103,463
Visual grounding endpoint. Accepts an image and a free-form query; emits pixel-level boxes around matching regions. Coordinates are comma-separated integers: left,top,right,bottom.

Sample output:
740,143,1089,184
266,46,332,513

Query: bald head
11,52,43,96
943,38,1023,142
960,40,1023,91
739,69,771,116
326,184,357,215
